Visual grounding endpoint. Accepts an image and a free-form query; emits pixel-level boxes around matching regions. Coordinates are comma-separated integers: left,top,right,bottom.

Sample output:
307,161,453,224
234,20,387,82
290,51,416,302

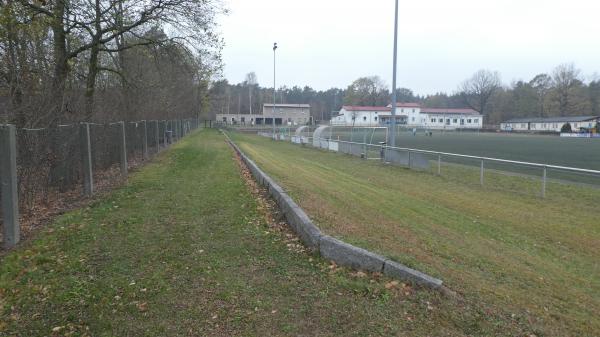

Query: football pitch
326,128,600,171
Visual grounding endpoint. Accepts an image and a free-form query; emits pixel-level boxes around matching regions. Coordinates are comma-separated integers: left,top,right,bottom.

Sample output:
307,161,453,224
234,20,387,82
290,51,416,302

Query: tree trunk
84,0,103,119
84,43,100,118
50,0,68,125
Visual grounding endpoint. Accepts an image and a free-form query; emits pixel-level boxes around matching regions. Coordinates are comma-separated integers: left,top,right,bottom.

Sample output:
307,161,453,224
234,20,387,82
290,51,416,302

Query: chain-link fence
1,118,202,249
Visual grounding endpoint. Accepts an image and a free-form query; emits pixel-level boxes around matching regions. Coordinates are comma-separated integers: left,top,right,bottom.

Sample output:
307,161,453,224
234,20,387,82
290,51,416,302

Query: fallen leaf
137,302,148,312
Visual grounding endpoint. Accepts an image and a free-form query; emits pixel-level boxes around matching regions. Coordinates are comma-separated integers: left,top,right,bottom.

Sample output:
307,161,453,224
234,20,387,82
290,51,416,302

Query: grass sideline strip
225,133,444,290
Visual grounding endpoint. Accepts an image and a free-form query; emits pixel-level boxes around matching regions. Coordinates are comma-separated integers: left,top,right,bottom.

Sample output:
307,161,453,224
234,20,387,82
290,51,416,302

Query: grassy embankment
232,131,600,337
0,129,538,336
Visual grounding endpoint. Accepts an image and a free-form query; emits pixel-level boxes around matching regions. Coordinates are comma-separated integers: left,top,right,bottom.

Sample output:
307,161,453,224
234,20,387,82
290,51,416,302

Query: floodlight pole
273,42,278,137
389,0,399,147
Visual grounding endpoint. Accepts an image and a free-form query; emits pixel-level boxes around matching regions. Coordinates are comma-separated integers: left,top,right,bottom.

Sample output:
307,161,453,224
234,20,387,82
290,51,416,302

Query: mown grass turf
0,129,540,336
231,131,600,337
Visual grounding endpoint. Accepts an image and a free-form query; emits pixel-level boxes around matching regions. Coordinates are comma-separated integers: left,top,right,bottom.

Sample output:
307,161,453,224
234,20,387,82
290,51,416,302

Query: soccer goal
328,126,389,145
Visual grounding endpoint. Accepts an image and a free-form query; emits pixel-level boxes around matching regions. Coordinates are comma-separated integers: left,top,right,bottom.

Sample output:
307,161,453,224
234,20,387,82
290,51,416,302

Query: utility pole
389,0,399,147
273,42,278,137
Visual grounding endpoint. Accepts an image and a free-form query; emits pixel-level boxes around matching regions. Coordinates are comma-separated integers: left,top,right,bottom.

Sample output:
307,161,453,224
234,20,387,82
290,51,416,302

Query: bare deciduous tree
459,69,501,116
529,73,552,117
552,63,582,116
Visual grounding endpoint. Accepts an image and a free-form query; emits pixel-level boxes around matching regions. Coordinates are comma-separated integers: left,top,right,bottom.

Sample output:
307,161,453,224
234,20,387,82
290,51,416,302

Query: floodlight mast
389,0,399,147
273,42,278,138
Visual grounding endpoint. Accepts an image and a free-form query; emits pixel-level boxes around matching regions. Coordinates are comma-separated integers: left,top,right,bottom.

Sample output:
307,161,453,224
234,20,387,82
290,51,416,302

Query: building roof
385,102,421,108
341,106,391,112
421,108,480,115
392,102,421,108
263,103,310,108
503,116,599,123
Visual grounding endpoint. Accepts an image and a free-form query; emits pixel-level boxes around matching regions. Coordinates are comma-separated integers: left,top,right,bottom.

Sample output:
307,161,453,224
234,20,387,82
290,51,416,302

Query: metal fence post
80,123,94,196
0,124,20,248
542,166,547,198
174,120,178,141
480,160,484,186
437,155,441,175
155,120,159,152
163,121,168,147
118,121,128,177
408,150,412,168
142,120,149,160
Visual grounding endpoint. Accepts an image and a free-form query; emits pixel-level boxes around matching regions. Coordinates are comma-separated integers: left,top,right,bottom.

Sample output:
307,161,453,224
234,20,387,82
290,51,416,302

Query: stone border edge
223,132,443,290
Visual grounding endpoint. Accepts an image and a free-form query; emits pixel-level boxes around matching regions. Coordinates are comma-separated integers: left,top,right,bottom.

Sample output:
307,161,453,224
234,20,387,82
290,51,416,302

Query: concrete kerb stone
278,193,322,250
319,236,385,273
383,260,443,289
225,133,443,290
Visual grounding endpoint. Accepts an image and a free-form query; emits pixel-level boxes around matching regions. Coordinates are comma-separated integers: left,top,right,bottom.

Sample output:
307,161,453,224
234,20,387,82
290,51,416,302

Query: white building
330,106,393,126
419,108,483,129
500,116,599,132
216,103,311,126
331,103,483,130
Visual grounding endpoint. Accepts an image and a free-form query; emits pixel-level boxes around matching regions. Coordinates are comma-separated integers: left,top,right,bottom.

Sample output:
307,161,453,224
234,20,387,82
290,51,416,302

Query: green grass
231,131,600,337
0,129,538,336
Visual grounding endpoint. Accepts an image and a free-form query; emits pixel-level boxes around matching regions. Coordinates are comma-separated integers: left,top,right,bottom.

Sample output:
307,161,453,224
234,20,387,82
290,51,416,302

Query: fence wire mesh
1,119,202,247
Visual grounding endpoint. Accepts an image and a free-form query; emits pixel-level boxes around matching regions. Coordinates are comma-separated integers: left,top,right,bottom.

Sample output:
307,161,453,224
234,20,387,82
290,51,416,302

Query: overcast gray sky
219,0,599,95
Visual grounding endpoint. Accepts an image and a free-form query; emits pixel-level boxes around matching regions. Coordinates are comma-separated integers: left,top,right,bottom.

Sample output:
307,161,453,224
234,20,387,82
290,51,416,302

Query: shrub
561,123,572,133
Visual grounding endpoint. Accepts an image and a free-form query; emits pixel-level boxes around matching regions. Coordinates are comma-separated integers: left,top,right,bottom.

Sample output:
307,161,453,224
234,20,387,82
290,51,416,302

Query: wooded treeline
0,0,224,127
210,63,599,125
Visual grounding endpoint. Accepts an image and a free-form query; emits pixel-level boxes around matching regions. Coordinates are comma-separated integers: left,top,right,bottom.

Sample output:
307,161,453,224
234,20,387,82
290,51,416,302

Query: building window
474,119,479,123
412,117,415,122
401,109,405,113
453,118,458,123
412,109,415,113
363,116,367,121
222,117,226,122
439,118,443,123
241,117,245,123
467,119,472,123
431,118,435,123
521,123,526,128
374,116,378,121
542,123,547,128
